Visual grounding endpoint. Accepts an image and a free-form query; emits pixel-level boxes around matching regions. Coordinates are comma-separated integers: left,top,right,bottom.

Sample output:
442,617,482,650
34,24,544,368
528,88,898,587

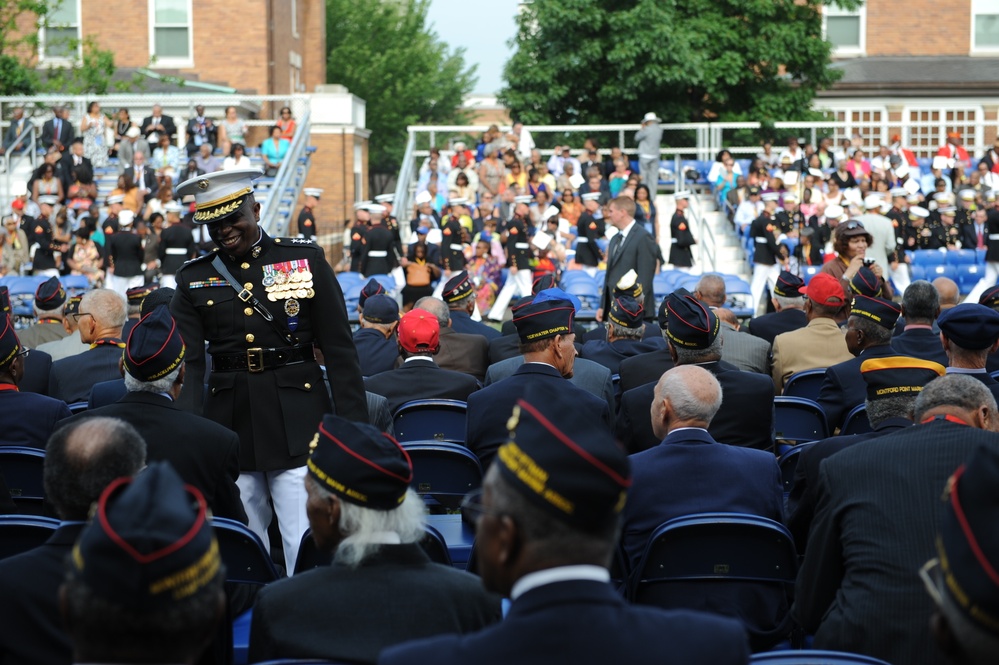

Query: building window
823,2,865,56
150,0,193,64
291,0,299,38
40,0,81,60
973,0,999,51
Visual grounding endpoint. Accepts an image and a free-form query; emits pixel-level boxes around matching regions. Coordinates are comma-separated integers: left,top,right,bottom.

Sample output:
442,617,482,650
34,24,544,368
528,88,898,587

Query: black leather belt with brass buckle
212,344,315,373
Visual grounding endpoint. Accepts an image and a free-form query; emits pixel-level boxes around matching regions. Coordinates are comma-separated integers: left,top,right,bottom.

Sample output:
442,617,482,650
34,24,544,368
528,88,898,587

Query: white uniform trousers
750,262,781,317
889,263,910,296
106,273,144,298
236,466,308,576
487,268,533,320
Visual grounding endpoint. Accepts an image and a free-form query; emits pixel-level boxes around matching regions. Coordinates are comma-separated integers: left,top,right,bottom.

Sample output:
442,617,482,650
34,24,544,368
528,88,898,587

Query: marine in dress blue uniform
169,168,368,573
668,191,696,269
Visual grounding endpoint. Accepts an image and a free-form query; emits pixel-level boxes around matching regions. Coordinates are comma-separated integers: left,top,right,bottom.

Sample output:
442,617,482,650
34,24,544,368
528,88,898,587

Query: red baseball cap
398,308,440,354
801,272,847,307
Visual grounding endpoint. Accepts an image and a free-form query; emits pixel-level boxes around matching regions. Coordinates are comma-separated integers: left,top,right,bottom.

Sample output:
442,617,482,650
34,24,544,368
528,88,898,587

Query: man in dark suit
600,196,658,321
937,303,999,403
59,139,92,194
412,296,489,381
380,386,750,665
891,280,949,367
786,356,943,551
747,271,808,345
467,289,611,470
817,295,910,431
617,291,775,454
40,106,74,151
352,295,400,377
1,106,32,156
49,289,127,404
249,414,500,663
0,417,146,665
0,314,71,447
364,307,479,414
62,306,246,522
580,294,659,375
140,104,177,143
442,272,501,340
122,151,159,203
484,355,615,425
623,364,785,650
794,374,999,665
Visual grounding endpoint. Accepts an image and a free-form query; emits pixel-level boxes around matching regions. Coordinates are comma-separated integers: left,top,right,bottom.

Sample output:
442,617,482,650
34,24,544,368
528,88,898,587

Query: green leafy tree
502,0,862,130
326,0,477,190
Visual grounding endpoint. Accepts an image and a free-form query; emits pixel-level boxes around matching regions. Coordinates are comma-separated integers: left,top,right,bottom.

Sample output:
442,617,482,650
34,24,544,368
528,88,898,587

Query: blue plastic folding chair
403,441,482,510
802,265,822,285
782,369,827,401
630,513,799,651
0,514,60,561
841,404,873,436
957,264,983,294
773,397,829,445
750,650,891,664
393,399,467,443
946,249,979,266
910,250,946,268
0,446,46,515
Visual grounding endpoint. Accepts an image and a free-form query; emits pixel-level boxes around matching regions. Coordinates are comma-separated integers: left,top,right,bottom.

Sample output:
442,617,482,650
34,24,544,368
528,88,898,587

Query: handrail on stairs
259,109,311,236
1,125,38,211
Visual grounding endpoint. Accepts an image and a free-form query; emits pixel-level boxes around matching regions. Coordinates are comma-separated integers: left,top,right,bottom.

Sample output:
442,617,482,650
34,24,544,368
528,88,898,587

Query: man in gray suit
116,126,151,175
694,274,770,374
635,112,663,199
794,374,999,665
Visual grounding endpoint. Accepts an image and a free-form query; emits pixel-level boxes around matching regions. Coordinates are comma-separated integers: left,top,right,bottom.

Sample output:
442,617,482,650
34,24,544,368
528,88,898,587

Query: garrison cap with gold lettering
34,276,66,311
937,303,999,350
358,278,386,309
772,271,805,298
512,288,577,342
123,306,186,383
0,315,21,368
860,356,945,403
498,386,631,531
126,284,157,308
664,289,719,349
850,295,902,329
68,462,222,610
442,271,473,303
979,285,999,310
608,295,644,329
935,443,999,639
849,265,884,298
175,168,262,225
307,414,413,510
64,295,82,317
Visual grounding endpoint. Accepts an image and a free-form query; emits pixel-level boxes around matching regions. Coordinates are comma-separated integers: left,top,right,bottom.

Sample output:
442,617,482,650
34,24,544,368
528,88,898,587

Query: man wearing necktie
1,107,32,157
124,152,158,203
599,196,658,322
42,107,73,151
965,207,999,303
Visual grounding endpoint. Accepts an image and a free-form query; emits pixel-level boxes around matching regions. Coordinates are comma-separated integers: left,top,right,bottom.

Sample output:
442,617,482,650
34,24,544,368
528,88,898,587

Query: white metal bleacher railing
258,109,312,237
1,124,38,211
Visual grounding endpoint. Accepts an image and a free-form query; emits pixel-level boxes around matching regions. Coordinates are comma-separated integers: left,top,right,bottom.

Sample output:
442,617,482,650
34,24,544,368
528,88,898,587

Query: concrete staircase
655,192,749,280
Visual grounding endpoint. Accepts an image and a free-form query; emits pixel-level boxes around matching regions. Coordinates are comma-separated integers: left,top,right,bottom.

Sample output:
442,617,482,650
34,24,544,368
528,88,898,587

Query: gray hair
414,296,450,327
902,280,940,323
333,487,427,568
123,366,181,395
607,321,643,340
80,289,127,329
671,333,723,364
913,374,997,421
850,315,893,346
657,365,723,424
774,294,806,310
865,395,914,427
33,303,65,319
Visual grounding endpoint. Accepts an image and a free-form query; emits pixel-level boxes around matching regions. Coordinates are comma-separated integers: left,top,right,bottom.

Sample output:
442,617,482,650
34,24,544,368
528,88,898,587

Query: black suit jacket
353,328,400,377
49,345,124,404
123,165,160,202
617,348,676,393
19,348,53,396
602,223,658,316
249,544,500,664
379,579,749,665
449,309,501,340
617,360,775,454
436,327,489,382
794,419,999,665
141,114,177,141
747,309,807,346
0,523,84,665
959,369,999,404
817,345,900,431
59,154,93,193
0,389,71,448
785,417,912,552
63,392,246,522
40,117,75,150
889,327,948,367
364,358,480,414
467,363,610,470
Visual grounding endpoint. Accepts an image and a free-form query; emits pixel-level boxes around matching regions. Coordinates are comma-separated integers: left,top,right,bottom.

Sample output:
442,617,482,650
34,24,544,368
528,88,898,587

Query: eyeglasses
16,347,29,359
70,311,93,323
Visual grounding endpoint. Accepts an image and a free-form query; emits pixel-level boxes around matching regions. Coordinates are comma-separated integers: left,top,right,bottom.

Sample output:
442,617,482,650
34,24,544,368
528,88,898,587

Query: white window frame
823,1,866,57
972,0,999,54
38,0,82,64
291,0,299,38
148,0,194,68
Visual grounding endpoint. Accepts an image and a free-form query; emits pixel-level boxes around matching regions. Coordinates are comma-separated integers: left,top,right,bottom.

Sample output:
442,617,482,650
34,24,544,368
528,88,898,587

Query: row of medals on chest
262,268,314,303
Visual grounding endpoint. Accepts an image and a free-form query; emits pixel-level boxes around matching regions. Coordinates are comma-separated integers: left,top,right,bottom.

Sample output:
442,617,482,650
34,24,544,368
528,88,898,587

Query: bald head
652,365,723,440
931,277,959,310
413,296,450,327
715,307,739,327
694,275,726,308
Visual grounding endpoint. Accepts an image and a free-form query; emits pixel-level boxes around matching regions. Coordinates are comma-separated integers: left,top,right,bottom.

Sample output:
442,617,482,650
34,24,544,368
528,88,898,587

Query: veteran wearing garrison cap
746,270,808,345
937,303,999,404
381,385,749,665
467,288,611,470
579,294,658,375
16,276,69,349
249,414,499,663
442,271,500,340
169,168,368,573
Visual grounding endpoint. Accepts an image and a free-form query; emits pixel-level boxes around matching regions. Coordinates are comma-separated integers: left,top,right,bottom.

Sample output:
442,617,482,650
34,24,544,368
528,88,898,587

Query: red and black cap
531,273,557,295
849,265,883,297
850,295,902,330
358,278,387,309
938,303,999,350
772,271,805,298
126,284,158,308
936,443,999,637
69,462,222,610
123,306,185,382
443,271,474,303
607,295,644,329
0,315,21,368
512,288,576,343
860,356,945,402
34,276,66,311
979,285,999,310
307,414,413,510
498,385,631,531
665,289,720,349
